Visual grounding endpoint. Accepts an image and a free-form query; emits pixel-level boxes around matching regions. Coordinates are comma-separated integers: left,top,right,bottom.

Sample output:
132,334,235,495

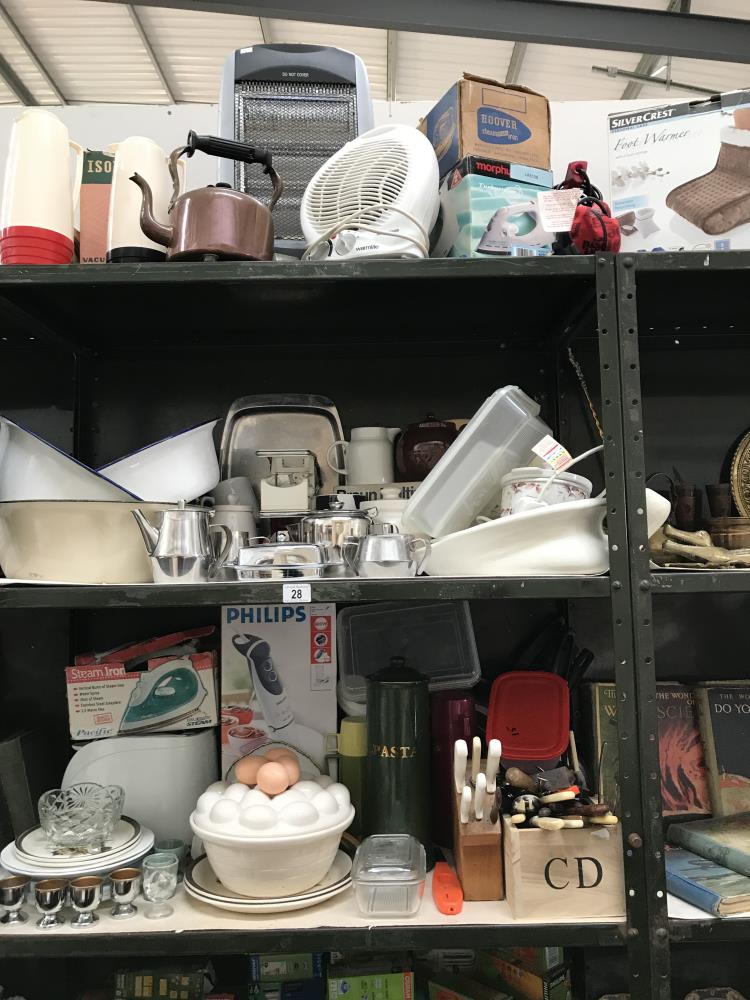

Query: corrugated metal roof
0,0,749,107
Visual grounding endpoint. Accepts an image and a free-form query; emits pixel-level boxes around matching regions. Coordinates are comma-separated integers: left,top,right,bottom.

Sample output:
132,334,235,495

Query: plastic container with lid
487,670,570,769
352,834,426,916
336,601,480,715
401,386,551,538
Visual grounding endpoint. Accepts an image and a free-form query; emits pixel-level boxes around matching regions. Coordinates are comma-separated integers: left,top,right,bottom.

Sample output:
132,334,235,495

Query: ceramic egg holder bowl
190,748,354,898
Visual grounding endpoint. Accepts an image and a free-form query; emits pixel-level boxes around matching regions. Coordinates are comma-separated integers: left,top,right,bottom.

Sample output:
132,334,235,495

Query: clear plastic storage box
336,601,480,715
352,834,426,917
401,385,551,538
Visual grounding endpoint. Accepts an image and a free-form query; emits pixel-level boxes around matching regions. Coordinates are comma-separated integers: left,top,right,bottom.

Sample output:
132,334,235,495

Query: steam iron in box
232,634,327,766
130,130,283,262
476,199,548,255
119,657,207,734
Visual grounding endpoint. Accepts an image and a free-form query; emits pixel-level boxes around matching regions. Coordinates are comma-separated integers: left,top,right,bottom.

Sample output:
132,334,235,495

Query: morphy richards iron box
221,605,337,775
608,89,750,252
433,156,554,259
65,627,218,740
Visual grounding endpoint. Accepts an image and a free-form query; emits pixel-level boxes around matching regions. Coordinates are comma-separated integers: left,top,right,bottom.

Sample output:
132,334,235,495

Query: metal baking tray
220,394,344,498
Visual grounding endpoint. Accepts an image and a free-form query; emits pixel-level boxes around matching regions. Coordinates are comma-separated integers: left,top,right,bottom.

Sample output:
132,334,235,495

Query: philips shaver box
221,605,337,775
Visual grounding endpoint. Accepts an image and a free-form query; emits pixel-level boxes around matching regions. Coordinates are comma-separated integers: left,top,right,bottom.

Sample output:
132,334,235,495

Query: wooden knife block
451,767,504,902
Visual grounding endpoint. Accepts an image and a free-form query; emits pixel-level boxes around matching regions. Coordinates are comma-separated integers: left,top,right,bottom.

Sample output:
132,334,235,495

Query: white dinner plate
185,850,352,914
15,817,140,863
1,828,153,879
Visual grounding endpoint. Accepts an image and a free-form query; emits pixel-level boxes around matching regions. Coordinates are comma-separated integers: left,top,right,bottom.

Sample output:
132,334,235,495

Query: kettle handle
182,131,284,211
326,440,348,476
409,537,431,574
208,523,234,576
70,141,84,216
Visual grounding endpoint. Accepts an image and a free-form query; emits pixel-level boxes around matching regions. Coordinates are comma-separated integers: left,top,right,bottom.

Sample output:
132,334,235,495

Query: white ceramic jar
498,467,592,518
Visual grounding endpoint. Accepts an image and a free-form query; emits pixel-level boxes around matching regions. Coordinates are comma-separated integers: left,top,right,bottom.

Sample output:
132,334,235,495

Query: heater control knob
333,231,357,256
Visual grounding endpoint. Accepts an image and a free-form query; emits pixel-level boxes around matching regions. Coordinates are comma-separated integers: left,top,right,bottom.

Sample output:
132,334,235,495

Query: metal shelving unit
616,251,750,999
0,255,647,999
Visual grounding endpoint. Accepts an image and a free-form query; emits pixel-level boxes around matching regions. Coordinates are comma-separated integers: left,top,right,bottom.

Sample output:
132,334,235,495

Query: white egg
210,799,240,824
196,790,221,815
280,801,319,827
317,775,334,788
312,790,338,815
224,782,249,802
239,805,278,831
206,780,228,796
294,780,323,800
241,788,269,808
270,788,307,811
328,783,351,809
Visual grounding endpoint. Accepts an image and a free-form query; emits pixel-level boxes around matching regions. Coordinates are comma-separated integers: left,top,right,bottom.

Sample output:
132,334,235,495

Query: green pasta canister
364,660,431,850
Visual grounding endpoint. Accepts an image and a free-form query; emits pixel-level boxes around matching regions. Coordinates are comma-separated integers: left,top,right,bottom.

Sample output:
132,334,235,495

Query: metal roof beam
386,29,397,101
128,4,177,103
86,0,750,65
505,42,527,85
621,0,680,99
594,64,717,96
258,16,272,42
0,52,37,105
0,0,66,104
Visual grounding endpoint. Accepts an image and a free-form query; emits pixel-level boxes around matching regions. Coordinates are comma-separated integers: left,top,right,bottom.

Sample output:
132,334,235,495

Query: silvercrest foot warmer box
502,815,625,920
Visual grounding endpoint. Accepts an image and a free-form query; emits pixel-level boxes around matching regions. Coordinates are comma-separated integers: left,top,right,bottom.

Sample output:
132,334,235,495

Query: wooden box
502,816,625,920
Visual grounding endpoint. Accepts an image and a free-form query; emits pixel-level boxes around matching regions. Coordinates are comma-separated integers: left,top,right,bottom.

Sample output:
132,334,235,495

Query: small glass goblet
142,852,178,920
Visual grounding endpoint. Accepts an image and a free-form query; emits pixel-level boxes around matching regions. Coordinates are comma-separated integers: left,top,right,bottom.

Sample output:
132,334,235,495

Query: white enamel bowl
98,420,219,502
424,489,671,577
0,416,135,501
0,501,173,583
190,806,354,898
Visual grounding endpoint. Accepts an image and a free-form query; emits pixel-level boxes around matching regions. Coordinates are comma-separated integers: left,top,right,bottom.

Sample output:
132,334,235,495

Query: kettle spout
130,172,172,247
132,510,160,555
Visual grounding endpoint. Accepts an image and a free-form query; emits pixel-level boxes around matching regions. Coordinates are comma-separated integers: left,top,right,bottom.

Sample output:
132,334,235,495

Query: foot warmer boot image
667,110,750,235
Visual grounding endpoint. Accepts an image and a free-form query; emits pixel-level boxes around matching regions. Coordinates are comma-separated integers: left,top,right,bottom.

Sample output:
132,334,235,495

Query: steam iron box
66,626,218,740
433,156,553,259
221,604,337,774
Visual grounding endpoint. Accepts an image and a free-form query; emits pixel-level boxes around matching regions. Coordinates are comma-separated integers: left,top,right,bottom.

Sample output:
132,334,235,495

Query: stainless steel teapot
132,502,232,584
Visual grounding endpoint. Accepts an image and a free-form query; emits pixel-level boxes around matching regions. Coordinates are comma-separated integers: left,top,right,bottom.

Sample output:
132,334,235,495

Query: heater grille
305,140,410,232
234,80,359,243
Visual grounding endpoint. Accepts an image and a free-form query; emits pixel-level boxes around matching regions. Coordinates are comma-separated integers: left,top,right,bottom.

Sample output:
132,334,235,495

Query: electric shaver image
232,634,294,731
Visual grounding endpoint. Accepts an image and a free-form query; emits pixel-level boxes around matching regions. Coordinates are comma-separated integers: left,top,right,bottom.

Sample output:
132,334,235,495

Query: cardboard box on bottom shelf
114,963,214,999
486,948,564,978
427,971,512,1000
502,815,625,920
252,983,323,1000
249,954,324,982
419,73,551,176
66,627,218,740
433,156,553,259
608,88,750,252
328,973,413,1000
476,954,570,1000
221,605,336,774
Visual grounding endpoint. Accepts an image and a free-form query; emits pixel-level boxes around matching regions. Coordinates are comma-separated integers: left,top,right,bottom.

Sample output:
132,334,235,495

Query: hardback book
665,845,750,915
668,813,750,878
584,682,710,816
695,685,750,815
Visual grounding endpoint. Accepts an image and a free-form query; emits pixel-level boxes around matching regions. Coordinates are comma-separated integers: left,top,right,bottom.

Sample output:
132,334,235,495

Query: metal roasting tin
220,394,345,499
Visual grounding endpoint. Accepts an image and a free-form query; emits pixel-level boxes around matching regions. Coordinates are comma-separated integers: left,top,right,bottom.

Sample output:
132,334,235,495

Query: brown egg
264,748,297,763
279,756,301,785
256,761,290,796
234,755,268,786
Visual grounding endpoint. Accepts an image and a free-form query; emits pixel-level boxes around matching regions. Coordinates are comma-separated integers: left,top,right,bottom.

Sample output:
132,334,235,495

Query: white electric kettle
105,137,184,263
0,109,83,265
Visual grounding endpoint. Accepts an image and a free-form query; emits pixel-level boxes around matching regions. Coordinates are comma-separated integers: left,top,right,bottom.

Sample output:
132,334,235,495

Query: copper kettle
130,131,283,262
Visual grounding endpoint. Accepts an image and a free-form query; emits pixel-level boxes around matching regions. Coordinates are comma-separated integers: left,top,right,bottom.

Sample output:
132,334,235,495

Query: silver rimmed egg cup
70,875,103,927
34,878,68,928
110,867,141,919
0,875,29,924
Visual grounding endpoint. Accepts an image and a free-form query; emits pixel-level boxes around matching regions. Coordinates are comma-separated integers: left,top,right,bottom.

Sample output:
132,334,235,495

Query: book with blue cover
666,845,750,915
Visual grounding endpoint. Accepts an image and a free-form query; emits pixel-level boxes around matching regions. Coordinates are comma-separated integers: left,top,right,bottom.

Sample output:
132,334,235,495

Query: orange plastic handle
432,861,463,915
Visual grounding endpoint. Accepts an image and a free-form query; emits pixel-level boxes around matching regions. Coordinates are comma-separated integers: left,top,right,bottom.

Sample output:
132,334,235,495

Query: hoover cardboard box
433,156,553,258
420,74,551,177
66,627,218,740
221,605,336,773
608,89,750,251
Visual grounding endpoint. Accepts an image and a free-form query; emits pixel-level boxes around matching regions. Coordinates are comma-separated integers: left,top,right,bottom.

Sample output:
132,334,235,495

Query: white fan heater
300,124,440,260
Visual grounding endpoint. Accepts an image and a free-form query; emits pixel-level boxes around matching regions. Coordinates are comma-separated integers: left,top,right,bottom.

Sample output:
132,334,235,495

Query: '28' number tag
282,583,311,604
